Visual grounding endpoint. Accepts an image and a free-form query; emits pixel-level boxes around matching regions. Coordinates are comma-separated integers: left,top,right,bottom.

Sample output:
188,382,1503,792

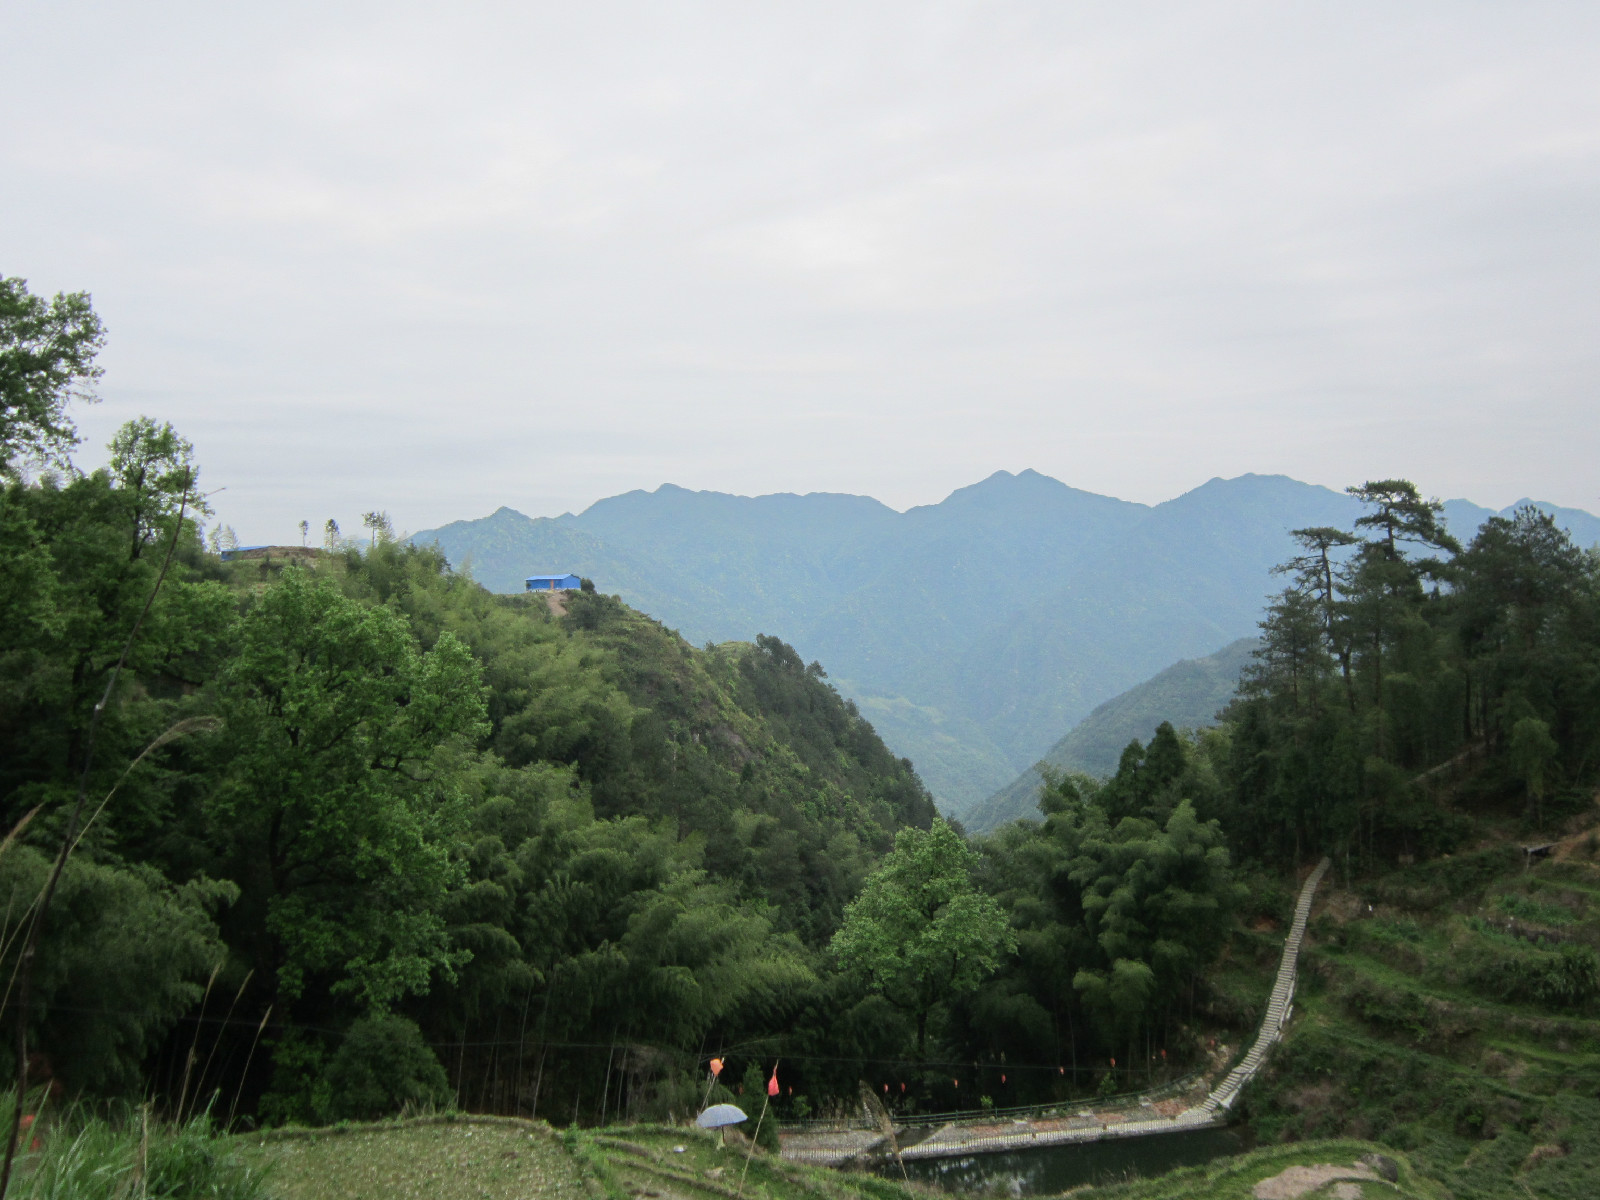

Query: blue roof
525,573,582,591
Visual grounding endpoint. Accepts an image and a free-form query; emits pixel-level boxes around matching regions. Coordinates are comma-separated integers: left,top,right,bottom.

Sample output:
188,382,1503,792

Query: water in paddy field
884,1127,1247,1194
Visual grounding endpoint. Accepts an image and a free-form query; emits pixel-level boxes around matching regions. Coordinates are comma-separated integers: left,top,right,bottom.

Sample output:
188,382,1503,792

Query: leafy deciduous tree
0,278,105,471
209,567,489,1010
830,819,1014,1056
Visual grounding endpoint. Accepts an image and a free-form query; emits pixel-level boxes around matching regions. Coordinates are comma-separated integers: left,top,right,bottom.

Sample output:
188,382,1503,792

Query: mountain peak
914,469,1147,524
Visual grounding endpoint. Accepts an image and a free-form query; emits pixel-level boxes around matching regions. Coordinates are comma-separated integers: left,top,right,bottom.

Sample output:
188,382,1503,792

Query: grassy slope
242,1119,591,1200
243,1118,923,1200
1237,827,1600,1200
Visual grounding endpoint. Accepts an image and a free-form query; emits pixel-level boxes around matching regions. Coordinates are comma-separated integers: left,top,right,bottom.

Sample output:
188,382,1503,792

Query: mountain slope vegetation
415,475,1600,811
1185,488,1600,1198
965,636,1259,833
0,344,936,1129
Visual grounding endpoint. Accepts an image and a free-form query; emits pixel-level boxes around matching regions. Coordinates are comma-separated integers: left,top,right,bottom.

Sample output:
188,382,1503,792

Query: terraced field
1242,843,1600,1199
243,1117,924,1200
569,1127,922,1200
241,1118,592,1200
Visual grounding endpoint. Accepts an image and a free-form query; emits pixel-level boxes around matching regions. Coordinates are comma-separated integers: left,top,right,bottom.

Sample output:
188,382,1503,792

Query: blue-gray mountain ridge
413,471,1600,814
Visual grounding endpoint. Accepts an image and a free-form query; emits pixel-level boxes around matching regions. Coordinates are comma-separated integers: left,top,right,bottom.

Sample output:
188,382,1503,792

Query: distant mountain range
960,637,1260,833
413,472,1600,813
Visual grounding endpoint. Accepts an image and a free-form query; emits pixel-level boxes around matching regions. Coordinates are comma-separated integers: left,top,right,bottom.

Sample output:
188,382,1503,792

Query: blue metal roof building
526,573,582,592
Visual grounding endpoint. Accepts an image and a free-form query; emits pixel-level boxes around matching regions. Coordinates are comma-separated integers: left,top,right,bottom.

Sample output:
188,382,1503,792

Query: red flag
709,1057,723,1077
767,1068,780,1097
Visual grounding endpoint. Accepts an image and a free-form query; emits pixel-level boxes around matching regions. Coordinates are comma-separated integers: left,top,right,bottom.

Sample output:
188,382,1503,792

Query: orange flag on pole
767,1067,780,1097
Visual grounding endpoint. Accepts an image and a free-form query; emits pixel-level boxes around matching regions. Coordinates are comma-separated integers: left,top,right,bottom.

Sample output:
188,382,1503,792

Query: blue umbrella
696,1103,748,1129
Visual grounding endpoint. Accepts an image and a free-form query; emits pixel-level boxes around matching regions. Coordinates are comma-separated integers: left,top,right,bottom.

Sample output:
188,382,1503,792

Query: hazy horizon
414,467,1598,535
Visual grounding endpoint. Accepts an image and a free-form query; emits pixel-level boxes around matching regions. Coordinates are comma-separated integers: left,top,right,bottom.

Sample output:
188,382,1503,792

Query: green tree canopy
0,846,235,1094
208,567,489,1010
830,818,1014,1055
1066,799,1242,1055
1346,479,1460,564
0,277,106,471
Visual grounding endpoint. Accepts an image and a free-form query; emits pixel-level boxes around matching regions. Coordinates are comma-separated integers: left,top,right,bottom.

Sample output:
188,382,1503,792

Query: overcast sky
5,2,1598,542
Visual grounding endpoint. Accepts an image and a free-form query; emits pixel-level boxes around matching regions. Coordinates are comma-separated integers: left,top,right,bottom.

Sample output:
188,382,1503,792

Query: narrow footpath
782,857,1333,1165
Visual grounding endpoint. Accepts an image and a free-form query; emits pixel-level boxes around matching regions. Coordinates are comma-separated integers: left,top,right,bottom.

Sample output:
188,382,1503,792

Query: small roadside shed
525,573,582,592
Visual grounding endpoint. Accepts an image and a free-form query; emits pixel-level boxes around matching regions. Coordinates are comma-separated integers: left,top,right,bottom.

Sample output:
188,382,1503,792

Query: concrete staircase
1192,856,1331,1119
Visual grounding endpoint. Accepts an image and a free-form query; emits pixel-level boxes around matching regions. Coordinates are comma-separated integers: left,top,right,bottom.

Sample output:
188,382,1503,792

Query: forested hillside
965,637,1259,833
0,278,948,1132
956,480,1600,1198
415,476,1600,812
0,381,1249,1135
0,280,1295,1146
0,466,941,1123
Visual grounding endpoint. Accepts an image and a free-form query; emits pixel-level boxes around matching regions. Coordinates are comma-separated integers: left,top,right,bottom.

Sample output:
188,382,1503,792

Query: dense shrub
1369,847,1521,911
322,1014,453,1121
1498,893,1577,927
1343,979,1437,1042
1466,943,1600,1012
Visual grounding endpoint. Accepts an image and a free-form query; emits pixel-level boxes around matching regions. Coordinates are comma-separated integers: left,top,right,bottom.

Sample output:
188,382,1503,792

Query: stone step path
1192,856,1330,1119
783,857,1333,1165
